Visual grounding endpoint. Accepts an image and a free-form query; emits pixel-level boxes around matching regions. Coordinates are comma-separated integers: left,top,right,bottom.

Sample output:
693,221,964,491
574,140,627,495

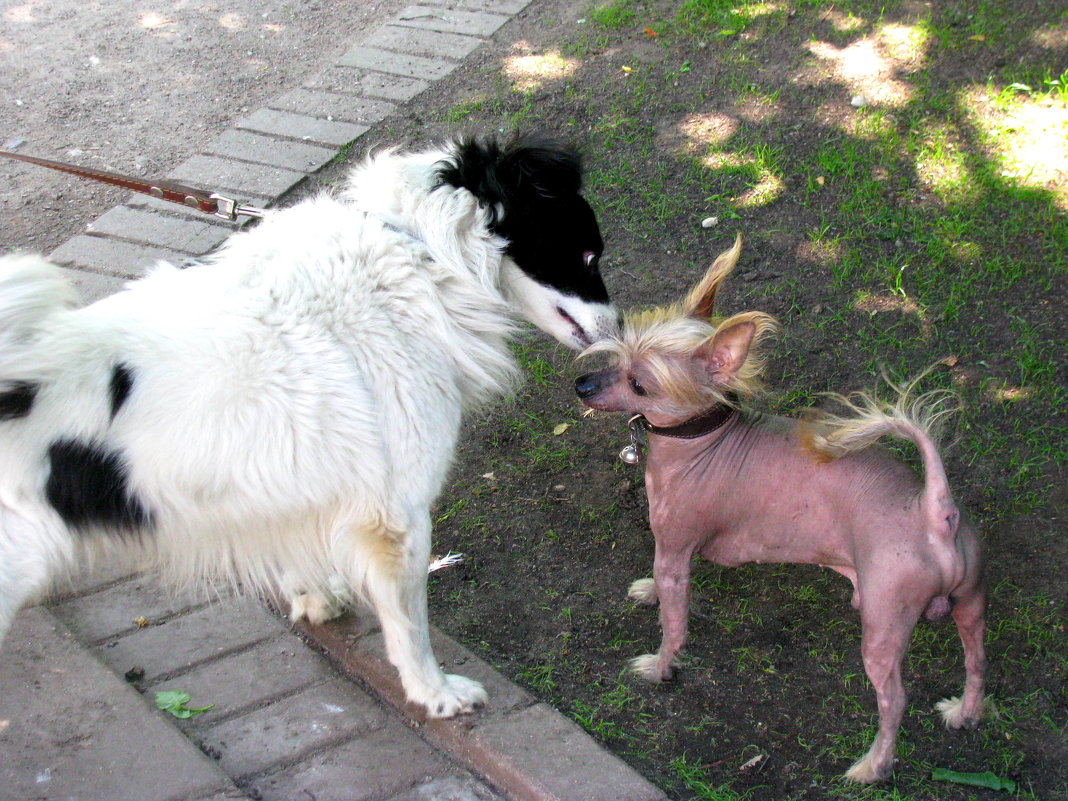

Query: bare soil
303,2,1066,799
5,0,1063,798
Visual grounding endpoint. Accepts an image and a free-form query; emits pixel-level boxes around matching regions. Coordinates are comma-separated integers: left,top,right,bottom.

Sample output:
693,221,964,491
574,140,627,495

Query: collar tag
619,414,645,465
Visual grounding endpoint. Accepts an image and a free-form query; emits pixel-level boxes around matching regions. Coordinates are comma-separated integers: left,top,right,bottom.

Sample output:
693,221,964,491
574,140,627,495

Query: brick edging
294,614,668,801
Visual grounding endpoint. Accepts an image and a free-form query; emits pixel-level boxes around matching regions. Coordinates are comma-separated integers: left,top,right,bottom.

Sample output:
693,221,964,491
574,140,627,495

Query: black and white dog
0,134,616,717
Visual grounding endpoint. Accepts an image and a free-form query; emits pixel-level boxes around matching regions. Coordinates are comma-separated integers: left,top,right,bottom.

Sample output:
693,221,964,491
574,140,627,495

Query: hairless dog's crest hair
581,233,779,408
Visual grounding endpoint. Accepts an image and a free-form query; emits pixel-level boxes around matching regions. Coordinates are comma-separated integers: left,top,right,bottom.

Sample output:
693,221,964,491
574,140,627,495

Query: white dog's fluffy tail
0,255,79,371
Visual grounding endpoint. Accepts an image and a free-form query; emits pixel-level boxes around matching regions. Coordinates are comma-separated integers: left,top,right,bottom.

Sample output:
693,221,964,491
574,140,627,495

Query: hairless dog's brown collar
638,402,736,439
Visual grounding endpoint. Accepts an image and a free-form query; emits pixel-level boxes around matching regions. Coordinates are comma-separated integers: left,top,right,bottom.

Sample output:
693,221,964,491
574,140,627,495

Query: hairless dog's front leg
630,542,693,682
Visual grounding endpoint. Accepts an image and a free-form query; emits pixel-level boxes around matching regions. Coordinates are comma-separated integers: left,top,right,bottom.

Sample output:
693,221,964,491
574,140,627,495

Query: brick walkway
0,2,669,800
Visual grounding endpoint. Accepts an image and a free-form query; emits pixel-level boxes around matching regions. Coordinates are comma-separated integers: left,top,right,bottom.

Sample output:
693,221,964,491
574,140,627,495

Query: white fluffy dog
0,134,617,717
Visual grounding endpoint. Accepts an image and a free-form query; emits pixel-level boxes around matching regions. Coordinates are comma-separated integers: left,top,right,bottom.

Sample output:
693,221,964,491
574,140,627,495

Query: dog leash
0,148,266,221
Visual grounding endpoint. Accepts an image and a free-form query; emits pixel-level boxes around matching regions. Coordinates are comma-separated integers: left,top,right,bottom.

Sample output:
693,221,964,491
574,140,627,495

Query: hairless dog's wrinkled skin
575,236,987,783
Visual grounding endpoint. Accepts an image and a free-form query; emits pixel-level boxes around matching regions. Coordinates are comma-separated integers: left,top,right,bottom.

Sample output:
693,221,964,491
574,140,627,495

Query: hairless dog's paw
630,653,675,682
935,696,983,729
627,578,658,605
843,751,893,784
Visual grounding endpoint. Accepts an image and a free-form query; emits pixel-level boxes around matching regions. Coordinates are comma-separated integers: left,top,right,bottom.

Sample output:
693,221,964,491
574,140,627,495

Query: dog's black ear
437,132,583,219
497,132,583,199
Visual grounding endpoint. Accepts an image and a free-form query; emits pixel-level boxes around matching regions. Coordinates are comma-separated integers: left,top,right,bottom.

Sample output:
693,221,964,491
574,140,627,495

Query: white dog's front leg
361,515,485,717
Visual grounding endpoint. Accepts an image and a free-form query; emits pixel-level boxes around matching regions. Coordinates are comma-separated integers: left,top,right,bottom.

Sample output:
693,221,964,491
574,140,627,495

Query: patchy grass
320,0,1068,798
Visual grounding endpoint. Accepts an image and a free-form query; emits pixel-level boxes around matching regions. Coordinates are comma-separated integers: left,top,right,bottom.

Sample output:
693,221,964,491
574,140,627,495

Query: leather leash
0,148,266,221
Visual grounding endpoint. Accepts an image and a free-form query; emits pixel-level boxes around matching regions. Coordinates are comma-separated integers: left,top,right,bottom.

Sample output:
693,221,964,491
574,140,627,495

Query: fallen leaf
739,753,766,772
644,27,658,37
931,767,1015,792
553,423,570,435
155,690,214,719
815,175,826,186
939,355,960,367
133,616,150,628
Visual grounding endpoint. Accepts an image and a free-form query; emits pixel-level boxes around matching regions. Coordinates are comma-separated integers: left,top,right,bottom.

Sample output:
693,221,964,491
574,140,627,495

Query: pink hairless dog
574,235,986,783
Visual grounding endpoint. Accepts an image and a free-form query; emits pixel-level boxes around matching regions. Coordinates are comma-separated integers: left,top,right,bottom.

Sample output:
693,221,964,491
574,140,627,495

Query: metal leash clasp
619,414,646,465
210,193,267,221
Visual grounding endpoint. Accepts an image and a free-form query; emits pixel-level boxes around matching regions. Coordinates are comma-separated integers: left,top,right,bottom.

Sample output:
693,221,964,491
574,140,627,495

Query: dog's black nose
574,373,600,399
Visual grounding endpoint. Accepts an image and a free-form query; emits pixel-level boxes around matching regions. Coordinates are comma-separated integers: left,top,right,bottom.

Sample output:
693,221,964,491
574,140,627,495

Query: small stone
701,216,719,228
851,93,868,107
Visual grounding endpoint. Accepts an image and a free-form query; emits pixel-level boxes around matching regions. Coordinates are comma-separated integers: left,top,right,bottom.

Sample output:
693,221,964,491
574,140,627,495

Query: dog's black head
436,133,617,349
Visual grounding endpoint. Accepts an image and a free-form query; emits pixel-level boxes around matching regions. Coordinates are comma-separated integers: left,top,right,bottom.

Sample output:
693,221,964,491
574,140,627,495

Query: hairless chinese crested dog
574,235,986,782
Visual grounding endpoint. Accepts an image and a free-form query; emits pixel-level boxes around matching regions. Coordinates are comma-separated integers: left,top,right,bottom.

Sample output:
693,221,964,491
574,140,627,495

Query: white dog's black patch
0,381,36,420
45,439,152,533
109,364,134,419
437,133,607,304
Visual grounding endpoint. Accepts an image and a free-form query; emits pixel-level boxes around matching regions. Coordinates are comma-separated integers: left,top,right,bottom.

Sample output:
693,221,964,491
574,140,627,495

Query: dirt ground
3,0,1064,799
301,2,1065,800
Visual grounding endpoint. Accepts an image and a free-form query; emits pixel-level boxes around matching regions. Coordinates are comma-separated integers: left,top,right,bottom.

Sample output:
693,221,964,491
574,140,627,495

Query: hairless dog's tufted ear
683,232,742,320
695,317,754,386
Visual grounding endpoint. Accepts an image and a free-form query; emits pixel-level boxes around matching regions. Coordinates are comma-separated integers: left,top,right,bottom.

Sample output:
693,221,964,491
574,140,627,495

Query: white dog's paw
419,674,488,718
628,577,658,605
629,653,674,683
288,591,342,625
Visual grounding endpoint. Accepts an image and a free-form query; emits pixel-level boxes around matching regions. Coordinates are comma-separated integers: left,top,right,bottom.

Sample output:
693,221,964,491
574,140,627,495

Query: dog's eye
629,377,647,396
583,251,599,270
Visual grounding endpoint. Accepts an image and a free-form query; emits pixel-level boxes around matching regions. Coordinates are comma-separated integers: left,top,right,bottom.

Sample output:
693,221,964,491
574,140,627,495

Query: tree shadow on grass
360,2,1067,798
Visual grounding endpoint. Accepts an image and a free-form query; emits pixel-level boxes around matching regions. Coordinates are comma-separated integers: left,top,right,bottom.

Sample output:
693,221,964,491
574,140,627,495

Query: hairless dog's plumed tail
802,375,965,602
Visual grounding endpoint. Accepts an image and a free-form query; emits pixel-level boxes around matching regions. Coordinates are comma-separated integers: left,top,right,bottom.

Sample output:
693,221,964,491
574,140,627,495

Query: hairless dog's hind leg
845,586,927,783
936,585,987,728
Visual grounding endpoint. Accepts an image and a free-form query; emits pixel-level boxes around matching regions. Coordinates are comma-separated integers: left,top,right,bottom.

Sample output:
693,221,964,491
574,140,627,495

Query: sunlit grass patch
681,112,741,148
912,121,979,204
877,20,931,63
702,143,788,210
963,80,1068,208
504,45,579,92
804,34,918,107
588,0,637,29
